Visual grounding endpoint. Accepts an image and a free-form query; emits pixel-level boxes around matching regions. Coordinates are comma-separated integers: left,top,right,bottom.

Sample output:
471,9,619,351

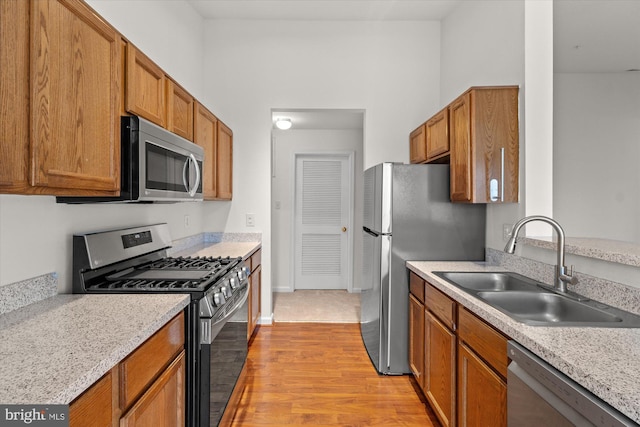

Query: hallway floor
273,290,360,323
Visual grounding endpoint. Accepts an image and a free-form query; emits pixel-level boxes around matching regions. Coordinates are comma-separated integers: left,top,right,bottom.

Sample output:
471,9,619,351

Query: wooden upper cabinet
29,0,121,194
166,79,194,141
449,92,473,203
126,44,166,127
409,124,427,164
449,87,519,203
0,0,30,192
194,102,218,200
426,107,449,161
216,120,233,200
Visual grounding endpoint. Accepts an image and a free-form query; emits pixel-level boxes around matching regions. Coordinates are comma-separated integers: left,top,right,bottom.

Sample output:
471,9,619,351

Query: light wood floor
225,323,442,426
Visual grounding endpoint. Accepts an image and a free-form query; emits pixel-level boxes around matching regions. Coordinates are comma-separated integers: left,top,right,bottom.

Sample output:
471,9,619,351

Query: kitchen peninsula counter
0,293,189,405
407,261,640,424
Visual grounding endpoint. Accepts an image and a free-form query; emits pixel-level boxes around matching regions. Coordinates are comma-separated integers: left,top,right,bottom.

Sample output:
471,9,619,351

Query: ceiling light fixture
275,118,292,130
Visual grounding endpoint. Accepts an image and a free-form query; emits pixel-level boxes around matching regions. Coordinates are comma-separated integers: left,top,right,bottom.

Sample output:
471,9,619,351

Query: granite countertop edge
406,260,640,424
0,294,190,405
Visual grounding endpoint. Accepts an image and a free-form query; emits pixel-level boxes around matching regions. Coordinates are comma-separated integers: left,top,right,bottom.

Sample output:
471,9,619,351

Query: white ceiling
187,0,461,21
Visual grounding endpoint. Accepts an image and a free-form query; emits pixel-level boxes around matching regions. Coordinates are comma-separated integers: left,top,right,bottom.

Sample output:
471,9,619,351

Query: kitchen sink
435,271,541,292
476,291,624,325
433,271,640,327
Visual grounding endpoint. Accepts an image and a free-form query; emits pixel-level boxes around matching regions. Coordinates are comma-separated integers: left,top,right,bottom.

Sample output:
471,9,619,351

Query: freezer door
363,163,392,234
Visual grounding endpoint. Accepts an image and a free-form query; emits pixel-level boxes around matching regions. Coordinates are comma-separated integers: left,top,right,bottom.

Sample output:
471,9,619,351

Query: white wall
202,19,441,320
271,128,364,292
440,0,527,250
554,73,640,242
0,1,210,291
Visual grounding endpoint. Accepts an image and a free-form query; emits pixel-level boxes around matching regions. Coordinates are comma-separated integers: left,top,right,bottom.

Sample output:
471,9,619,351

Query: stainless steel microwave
58,116,204,203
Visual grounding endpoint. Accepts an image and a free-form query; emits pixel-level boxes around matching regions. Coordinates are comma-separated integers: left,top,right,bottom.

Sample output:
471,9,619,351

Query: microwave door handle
182,157,190,193
186,153,200,197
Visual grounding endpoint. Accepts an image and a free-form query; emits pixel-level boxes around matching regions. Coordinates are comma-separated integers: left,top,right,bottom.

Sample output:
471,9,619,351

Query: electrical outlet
503,223,512,241
184,215,190,228
246,213,256,227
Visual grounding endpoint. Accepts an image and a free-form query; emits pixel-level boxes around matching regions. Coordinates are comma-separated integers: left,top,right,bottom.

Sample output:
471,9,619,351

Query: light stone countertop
407,261,640,424
0,293,189,405
522,236,640,267
171,241,261,260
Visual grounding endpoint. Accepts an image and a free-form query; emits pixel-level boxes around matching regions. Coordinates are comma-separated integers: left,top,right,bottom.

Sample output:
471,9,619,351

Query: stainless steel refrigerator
361,163,486,374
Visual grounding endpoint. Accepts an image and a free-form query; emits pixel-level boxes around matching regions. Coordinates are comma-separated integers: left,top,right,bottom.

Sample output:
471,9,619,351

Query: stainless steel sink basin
476,291,624,325
435,271,540,292
433,271,640,327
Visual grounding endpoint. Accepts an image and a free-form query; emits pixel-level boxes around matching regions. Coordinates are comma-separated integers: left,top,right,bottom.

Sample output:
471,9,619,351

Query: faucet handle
562,265,579,285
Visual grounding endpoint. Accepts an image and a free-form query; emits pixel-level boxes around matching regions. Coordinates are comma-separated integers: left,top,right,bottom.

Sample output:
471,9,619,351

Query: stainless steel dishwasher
507,341,638,426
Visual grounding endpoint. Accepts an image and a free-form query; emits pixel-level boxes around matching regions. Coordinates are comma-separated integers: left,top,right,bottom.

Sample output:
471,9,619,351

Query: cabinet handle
500,147,505,202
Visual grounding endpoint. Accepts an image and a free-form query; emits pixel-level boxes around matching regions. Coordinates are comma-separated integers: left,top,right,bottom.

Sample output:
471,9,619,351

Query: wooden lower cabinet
69,368,117,427
121,351,185,427
408,294,425,389
248,248,262,341
69,312,185,427
457,342,507,427
408,271,508,427
424,310,456,427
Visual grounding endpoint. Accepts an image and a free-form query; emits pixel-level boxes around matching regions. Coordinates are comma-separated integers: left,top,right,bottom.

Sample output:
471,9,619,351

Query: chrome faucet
504,215,577,294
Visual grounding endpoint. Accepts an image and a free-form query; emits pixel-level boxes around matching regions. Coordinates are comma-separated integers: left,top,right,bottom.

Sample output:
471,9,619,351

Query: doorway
270,108,364,293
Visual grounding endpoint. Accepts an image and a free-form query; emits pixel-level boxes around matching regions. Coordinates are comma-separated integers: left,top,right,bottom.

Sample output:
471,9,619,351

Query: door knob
342,227,347,232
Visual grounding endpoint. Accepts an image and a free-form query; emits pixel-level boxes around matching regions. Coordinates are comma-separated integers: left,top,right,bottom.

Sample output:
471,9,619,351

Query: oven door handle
202,284,250,344
213,284,249,327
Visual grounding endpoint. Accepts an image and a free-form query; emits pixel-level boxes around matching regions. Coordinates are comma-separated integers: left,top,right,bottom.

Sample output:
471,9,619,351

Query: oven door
200,284,249,427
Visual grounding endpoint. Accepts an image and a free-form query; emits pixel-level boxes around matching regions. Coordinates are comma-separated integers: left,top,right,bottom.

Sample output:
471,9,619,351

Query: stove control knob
213,292,226,306
238,266,250,281
229,276,239,289
221,285,232,298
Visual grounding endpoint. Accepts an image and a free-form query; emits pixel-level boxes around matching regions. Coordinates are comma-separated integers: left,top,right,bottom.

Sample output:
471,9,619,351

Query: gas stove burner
149,256,232,270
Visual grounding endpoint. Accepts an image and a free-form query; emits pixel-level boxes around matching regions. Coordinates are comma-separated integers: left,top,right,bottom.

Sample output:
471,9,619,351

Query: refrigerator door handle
363,227,379,237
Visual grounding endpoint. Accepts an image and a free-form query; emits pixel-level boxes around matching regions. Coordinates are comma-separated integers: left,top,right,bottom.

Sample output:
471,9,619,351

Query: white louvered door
294,154,352,290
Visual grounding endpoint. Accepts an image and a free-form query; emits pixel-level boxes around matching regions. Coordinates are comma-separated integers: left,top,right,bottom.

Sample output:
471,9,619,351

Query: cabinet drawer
119,312,184,410
409,272,425,304
251,248,262,272
458,307,508,378
425,282,455,330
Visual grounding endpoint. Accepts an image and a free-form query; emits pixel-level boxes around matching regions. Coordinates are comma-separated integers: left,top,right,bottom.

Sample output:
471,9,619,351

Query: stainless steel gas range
72,223,250,427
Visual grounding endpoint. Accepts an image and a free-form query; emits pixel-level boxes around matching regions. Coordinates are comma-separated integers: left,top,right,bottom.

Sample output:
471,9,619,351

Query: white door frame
289,150,355,293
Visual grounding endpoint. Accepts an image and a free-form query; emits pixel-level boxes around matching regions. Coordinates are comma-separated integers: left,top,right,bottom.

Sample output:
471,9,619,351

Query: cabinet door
249,265,261,341
457,342,507,427
0,0,30,192
31,0,121,194
166,79,194,141
120,351,185,427
449,92,472,202
409,124,427,164
126,44,166,127
426,108,449,160
194,102,218,200
425,311,456,427
216,120,233,200
471,87,519,203
408,293,425,389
